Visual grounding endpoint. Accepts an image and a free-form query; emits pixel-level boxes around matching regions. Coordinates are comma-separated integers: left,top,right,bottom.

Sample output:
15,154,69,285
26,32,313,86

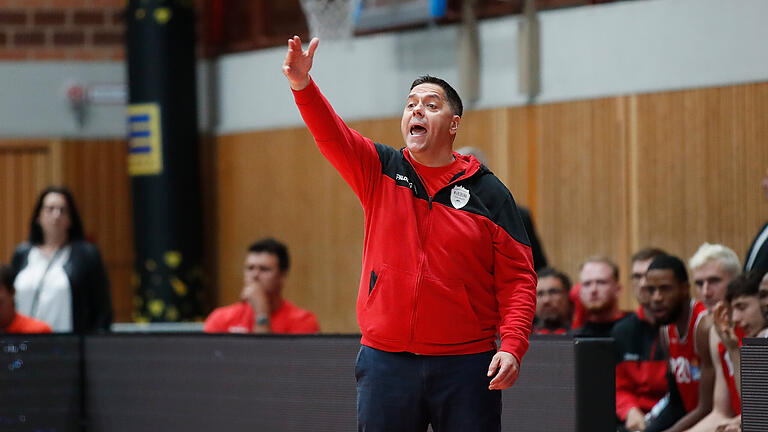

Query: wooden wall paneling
216,127,364,333
632,83,768,276
0,140,52,265
535,97,632,308
59,139,134,322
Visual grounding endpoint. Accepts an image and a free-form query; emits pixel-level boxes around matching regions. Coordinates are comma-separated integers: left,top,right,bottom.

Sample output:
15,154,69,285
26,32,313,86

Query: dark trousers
355,345,501,432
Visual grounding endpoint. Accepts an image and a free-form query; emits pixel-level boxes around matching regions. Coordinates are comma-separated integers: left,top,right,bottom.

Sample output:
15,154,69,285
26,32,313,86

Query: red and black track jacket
612,307,668,421
293,79,537,361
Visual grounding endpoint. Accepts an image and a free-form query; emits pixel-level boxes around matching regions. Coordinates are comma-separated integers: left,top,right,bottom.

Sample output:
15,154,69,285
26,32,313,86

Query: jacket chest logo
450,185,470,209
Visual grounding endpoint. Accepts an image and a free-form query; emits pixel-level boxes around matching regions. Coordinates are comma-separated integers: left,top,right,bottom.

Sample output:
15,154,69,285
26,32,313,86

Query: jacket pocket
361,264,415,343
412,276,483,344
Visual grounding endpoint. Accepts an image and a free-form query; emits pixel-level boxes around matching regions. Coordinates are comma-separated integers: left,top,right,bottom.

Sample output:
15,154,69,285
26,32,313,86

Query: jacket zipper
405,158,473,345
410,195,434,343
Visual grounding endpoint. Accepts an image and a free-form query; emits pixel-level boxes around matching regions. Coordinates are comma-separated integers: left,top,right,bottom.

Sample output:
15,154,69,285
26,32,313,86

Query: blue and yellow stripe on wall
127,103,163,176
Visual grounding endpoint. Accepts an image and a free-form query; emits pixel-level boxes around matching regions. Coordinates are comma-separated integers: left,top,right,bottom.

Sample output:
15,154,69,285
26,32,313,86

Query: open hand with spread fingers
282,35,319,91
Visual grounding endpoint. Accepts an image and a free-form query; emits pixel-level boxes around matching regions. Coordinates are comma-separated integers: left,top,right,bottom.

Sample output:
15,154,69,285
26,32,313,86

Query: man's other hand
625,407,646,432
282,35,319,91
487,351,520,390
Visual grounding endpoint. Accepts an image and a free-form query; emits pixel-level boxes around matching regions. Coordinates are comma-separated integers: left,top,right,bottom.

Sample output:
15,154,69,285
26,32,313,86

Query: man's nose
650,290,662,303
701,283,712,298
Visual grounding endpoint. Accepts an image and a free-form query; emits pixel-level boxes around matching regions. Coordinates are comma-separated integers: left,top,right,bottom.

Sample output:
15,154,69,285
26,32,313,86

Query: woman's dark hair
28,186,85,245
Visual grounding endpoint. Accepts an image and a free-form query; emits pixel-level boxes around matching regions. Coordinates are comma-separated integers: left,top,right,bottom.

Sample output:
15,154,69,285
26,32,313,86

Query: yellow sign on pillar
127,103,163,176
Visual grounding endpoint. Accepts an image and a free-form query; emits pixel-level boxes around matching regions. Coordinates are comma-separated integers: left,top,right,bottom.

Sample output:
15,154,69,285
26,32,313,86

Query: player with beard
573,256,628,338
643,255,714,432
612,247,668,432
533,267,572,334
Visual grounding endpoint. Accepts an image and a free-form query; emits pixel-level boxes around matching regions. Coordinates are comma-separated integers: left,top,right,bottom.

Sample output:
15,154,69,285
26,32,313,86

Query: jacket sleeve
615,361,642,420
85,244,113,332
491,199,537,363
292,78,382,205
10,243,31,277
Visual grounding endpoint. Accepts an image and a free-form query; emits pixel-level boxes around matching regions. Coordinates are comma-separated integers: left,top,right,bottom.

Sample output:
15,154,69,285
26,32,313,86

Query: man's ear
450,115,461,135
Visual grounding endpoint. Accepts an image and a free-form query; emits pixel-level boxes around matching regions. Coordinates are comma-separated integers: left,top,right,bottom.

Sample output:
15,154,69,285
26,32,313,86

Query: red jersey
718,326,745,415
3,313,52,334
663,300,708,413
203,300,320,334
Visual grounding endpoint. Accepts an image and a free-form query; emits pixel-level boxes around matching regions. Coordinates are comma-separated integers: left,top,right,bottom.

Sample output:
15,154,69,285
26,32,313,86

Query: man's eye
428,104,436,109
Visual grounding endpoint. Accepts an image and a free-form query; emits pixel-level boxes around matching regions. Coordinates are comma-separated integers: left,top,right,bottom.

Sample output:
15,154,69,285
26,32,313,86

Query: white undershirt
14,246,73,332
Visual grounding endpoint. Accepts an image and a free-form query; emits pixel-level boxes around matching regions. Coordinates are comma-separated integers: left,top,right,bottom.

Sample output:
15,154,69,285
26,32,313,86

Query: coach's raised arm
282,35,537,431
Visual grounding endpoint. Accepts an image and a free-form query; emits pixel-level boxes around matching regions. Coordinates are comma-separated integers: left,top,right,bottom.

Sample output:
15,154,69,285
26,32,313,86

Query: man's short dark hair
410,75,463,117
248,238,290,272
725,269,765,303
647,255,689,284
631,247,668,264
0,264,14,294
537,267,572,292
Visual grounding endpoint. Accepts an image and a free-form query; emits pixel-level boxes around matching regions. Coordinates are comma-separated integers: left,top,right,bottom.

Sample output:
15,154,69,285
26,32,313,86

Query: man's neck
674,299,692,338
408,148,455,168
268,294,283,314
587,307,621,324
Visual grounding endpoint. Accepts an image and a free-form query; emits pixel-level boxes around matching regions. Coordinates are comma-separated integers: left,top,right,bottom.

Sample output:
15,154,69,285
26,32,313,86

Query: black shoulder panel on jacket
432,167,531,247
374,143,428,199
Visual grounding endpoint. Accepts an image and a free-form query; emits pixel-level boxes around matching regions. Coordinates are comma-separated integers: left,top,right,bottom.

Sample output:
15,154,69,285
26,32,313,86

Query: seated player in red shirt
0,264,52,334
643,255,714,432
686,270,768,432
204,238,319,334
533,267,572,334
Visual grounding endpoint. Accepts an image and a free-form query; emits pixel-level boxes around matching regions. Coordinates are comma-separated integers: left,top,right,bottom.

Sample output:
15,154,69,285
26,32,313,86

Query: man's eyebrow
407,92,443,100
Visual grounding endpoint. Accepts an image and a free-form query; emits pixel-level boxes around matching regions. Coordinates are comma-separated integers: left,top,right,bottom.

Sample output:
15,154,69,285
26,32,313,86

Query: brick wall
0,0,126,61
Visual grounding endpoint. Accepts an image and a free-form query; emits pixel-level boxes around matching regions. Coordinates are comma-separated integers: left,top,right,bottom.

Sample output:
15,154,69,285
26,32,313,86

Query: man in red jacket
283,36,537,431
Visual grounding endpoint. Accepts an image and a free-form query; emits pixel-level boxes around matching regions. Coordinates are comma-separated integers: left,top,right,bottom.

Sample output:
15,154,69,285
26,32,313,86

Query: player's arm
282,35,381,202
713,301,742,394
665,315,715,432
682,327,734,431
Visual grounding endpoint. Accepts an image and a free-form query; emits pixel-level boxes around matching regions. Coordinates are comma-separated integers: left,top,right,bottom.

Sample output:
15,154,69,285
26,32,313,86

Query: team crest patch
450,185,470,209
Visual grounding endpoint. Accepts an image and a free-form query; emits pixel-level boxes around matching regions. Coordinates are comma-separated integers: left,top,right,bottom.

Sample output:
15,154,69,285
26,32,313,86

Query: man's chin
583,303,609,314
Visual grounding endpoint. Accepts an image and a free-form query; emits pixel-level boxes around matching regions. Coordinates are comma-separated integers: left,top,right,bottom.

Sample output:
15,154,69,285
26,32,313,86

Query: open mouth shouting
409,123,428,136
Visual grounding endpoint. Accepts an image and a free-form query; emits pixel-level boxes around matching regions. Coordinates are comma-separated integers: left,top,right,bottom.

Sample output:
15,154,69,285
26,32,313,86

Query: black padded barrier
0,335,82,431
741,337,768,432
1,334,615,432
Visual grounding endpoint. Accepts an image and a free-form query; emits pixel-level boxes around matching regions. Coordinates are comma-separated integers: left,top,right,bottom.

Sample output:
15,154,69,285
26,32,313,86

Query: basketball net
299,0,361,41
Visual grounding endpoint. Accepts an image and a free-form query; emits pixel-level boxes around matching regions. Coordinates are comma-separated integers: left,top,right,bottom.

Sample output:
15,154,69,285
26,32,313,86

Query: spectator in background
572,256,628,337
0,264,51,334
455,146,548,271
744,168,768,275
612,247,668,432
689,243,740,311
204,238,319,334
644,255,713,432
533,267,572,334
11,186,112,333
686,270,768,432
